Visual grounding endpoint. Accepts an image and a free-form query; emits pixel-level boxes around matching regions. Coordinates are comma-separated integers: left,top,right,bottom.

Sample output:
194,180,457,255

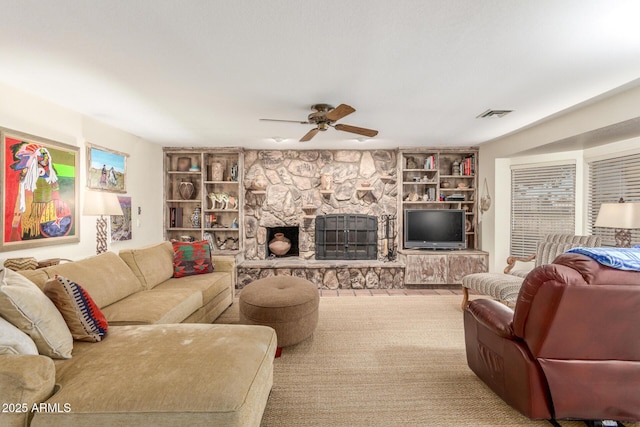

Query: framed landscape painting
86,143,127,193
1,127,80,251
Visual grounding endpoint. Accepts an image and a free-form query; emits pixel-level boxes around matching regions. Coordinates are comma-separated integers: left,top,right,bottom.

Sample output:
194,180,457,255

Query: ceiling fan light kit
260,103,379,142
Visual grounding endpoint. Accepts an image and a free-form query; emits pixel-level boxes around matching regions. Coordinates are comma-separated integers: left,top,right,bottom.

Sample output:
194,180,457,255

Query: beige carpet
216,296,638,427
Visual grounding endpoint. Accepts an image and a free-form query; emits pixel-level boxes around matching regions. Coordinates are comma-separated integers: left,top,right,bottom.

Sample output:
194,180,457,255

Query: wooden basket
3,257,38,271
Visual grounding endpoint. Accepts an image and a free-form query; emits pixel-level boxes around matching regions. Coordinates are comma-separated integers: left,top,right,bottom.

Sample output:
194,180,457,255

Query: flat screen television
404,209,467,250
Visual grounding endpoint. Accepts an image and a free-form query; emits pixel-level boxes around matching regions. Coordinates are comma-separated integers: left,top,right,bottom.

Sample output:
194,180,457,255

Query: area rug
216,296,638,427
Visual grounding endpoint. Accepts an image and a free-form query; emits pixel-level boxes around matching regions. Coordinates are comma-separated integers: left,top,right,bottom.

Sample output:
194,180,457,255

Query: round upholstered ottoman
239,276,319,354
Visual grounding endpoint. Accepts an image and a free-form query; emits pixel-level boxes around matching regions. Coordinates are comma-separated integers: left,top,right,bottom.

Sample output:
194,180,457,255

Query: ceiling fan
260,103,378,142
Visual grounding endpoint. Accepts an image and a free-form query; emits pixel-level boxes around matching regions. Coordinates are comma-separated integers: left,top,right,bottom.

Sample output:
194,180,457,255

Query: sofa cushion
154,272,231,305
35,324,276,426
44,276,109,342
119,242,175,290
100,287,203,325
16,268,51,291
0,354,56,427
0,315,38,355
39,252,143,309
0,268,73,359
172,241,214,278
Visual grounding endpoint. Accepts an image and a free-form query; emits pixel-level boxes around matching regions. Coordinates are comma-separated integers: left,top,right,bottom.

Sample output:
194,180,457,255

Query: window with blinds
588,152,640,246
510,163,576,256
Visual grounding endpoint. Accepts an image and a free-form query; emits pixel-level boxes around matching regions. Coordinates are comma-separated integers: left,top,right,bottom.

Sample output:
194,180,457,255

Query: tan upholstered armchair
461,234,601,309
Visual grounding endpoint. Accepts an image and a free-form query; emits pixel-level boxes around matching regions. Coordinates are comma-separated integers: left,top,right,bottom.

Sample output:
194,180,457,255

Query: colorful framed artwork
86,143,127,193
110,195,132,242
1,127,80,251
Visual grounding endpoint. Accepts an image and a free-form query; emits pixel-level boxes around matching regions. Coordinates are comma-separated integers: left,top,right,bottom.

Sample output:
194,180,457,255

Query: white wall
0,82,164,263
479,83,640,272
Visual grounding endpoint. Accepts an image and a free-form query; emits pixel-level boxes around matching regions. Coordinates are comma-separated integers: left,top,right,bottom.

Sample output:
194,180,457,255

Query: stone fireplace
242,150,398,261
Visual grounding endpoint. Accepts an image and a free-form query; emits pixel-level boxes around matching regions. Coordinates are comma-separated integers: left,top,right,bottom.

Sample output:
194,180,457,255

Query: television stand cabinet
399,249,488,286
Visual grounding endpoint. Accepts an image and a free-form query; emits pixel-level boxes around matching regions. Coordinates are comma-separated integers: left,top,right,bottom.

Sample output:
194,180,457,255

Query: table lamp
83,191,124,254
594,199,640,247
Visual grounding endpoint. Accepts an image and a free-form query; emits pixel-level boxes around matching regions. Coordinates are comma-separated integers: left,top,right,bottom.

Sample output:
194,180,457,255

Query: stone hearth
237,259,405,290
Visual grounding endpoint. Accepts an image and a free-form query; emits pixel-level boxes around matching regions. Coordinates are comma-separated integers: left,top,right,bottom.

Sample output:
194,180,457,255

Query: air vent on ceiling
476,109,513,118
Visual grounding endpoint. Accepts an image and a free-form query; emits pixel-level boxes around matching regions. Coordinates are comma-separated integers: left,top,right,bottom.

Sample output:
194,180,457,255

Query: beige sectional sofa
20,241,234,325
0,242,277,427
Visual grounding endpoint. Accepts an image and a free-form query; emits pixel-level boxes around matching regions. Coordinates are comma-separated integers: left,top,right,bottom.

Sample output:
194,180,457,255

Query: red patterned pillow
172,240,214,278
44,275,108,342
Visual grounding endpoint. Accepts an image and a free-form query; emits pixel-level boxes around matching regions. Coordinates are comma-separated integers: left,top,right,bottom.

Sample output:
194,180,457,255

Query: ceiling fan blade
334,124,378,138
325,104,355,121
260,118,309,124
300,128,320,142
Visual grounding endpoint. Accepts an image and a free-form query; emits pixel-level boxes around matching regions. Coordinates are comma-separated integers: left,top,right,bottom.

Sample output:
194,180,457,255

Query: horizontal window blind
588,152,640,246
510,164,576,256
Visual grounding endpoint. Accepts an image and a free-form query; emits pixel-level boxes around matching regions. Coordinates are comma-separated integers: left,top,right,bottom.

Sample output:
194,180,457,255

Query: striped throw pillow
44,275,108,342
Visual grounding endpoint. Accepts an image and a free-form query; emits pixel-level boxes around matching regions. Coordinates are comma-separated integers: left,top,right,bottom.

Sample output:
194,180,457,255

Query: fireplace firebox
315,214,377,260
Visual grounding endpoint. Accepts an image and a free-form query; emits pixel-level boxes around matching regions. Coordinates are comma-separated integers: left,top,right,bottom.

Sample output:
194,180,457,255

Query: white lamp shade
83,191,124,216
594,202,640,229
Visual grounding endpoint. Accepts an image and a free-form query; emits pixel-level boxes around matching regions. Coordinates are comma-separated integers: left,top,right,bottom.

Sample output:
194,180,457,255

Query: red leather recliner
463,253,640,422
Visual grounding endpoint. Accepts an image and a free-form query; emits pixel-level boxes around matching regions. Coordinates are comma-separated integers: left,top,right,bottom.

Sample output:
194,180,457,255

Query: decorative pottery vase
452,160,460,176
178,181,195,200
190,206,201,228
210,162,224,181
268,233,291,256
320,174,333,190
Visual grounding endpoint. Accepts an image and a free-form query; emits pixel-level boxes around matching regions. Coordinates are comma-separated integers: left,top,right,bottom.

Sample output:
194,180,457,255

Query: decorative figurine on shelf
230,163,238,181
190,206,201,228
208,192,238,210
320,173,333,190
406,156,418,169
232,218,238,229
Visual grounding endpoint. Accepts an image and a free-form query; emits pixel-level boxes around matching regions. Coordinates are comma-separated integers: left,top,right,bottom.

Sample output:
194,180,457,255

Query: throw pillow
0,315,39,355
172,240,214,278
0,268,73,359
44,275,109,342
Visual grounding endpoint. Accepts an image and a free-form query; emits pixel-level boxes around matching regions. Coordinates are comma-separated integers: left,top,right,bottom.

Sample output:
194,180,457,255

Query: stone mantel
239,259,404,269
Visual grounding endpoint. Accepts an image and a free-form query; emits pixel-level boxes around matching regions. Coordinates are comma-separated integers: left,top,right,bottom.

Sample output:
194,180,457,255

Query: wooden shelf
164,148,243,254
400,148,478,250
167,227,201,231
204,180,239,185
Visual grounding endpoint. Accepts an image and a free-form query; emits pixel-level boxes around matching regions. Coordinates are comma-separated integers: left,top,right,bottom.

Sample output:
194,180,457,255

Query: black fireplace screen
315,214,377,260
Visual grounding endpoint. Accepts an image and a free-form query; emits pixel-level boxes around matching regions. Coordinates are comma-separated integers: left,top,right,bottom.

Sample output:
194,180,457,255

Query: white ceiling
1,0,640,150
